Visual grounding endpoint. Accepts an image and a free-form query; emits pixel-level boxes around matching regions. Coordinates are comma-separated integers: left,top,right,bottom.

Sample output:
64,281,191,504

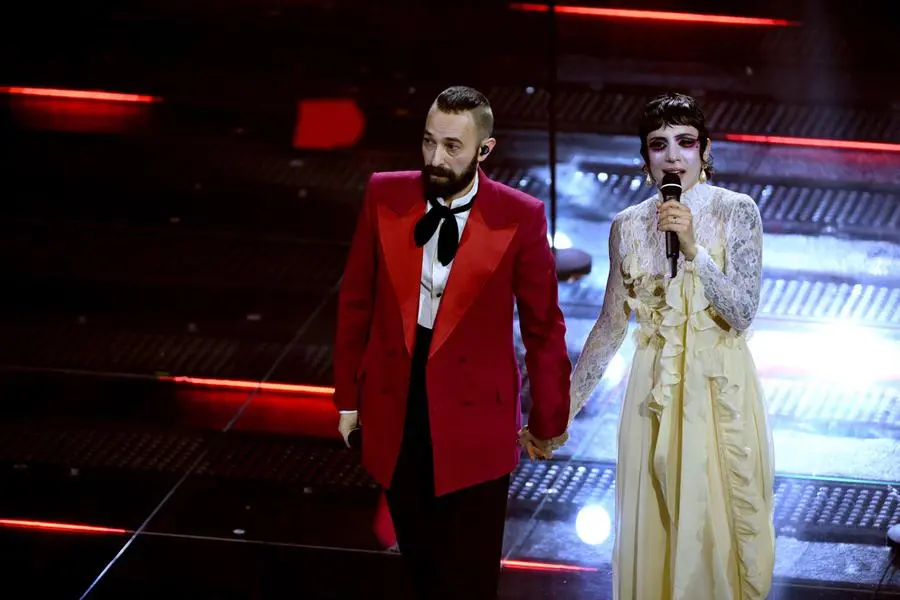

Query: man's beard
421,154,479,200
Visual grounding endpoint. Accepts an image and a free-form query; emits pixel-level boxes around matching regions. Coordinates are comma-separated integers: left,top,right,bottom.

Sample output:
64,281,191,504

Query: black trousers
385,325,511,600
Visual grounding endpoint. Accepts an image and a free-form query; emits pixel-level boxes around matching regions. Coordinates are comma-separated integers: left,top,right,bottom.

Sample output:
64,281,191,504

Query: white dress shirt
418,172,478,329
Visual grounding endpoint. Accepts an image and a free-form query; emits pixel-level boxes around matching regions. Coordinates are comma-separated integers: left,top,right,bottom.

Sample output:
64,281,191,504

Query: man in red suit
333,86,571,599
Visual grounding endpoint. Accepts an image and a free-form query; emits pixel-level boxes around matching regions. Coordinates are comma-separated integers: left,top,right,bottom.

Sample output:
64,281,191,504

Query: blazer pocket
460,380,505,410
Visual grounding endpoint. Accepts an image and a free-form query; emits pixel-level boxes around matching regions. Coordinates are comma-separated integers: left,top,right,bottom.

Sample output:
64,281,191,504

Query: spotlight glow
575,504,612,545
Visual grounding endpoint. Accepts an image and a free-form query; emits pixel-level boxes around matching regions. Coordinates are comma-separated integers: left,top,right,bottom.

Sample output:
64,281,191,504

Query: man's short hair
432,86,494,140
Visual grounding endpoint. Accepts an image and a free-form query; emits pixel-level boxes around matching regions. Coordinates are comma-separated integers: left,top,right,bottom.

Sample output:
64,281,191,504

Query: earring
642,166,653,187
699,169,708,183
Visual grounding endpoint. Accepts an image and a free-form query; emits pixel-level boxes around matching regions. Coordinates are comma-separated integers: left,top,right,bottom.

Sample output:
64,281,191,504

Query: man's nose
430,147,448,166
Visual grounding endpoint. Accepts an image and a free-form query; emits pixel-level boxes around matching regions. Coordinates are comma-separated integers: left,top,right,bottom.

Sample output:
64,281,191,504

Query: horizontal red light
509,3,798,26
0,517,597,573
158,375,335,396
0,86,161,104
724,133,900,153
0,518,128,534
502,558,598,572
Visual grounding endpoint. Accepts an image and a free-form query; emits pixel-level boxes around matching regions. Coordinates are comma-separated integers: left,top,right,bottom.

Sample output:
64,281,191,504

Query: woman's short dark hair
638,92,713,179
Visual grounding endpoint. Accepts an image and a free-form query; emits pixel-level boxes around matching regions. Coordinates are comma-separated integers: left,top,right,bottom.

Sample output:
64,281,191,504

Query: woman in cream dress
539,93,776,599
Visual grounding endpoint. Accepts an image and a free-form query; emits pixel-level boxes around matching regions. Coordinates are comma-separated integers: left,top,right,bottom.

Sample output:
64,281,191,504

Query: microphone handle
664,192,680,278
666,231,679,278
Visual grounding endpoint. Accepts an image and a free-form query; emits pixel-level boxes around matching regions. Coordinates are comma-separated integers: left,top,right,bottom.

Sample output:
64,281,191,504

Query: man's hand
338,411,359,448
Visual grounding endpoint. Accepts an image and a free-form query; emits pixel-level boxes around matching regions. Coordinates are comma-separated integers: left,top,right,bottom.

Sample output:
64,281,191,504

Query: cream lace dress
567,182,776,599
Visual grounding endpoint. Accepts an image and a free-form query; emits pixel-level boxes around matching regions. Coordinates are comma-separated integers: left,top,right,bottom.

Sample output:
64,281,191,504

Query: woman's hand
518,427,552,460
657,200,697,260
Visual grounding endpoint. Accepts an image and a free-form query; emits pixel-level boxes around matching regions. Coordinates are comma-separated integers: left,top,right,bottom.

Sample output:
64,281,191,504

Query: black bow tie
413,195,476,266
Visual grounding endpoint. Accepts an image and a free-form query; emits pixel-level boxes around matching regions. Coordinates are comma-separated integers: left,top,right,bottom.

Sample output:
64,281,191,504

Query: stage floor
2,114,900,597
1,367,898,599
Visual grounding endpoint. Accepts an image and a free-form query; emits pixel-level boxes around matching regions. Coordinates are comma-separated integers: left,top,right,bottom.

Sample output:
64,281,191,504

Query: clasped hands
657,200,697,261
518,427,567,461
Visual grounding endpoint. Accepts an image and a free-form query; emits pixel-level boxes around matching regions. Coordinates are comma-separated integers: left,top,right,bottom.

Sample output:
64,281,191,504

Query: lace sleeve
568,216,632,420
692,194,763,331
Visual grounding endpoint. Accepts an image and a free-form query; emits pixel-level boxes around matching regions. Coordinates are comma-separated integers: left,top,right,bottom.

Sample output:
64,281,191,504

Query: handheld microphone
660,173,683,278
347,426,362,450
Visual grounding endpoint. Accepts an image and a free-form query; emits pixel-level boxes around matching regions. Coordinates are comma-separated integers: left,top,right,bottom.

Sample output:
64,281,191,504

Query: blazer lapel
429,176,518,358
377,200,423,357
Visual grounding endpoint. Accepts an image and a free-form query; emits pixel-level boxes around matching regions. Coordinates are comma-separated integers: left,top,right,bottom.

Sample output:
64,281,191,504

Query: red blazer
333,169,570,496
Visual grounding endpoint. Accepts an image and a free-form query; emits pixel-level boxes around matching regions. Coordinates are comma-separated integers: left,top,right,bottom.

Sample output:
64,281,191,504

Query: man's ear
477,137,497,162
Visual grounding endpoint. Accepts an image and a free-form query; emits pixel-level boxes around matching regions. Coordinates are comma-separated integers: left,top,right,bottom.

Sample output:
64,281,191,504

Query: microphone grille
660,172,682,189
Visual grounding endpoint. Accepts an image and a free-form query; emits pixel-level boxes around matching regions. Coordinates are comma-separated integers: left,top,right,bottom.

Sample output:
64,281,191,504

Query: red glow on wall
724,133,900,153
293,98,365,150
0,519,128,534
0,86,161,103
8,97,153,134
509,3,798,26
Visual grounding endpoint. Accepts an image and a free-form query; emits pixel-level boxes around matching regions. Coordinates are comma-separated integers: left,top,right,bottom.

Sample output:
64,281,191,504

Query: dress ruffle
624,246,767,599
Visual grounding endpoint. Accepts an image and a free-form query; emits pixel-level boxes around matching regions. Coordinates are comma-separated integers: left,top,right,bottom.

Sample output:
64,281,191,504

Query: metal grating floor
559,273,900,329
0,425,209,474
3,274,897,389
485,166,900,242
1,422,895,546
12,162,898,248
195,436,373,489
0,325,335,385
509,459,900,545
2,220,348,292
726,180,900,239
486,85,900,143
756,274,900,327
765,379,900,434
8,129,899,243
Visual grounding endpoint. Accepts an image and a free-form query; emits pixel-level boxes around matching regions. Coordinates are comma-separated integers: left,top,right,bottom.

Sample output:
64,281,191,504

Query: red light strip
509,3,798,26
724,133,900,153
0,518,596,572
158,375,335,396
502,558,598,572
0,86,161,104
0,518,128,534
